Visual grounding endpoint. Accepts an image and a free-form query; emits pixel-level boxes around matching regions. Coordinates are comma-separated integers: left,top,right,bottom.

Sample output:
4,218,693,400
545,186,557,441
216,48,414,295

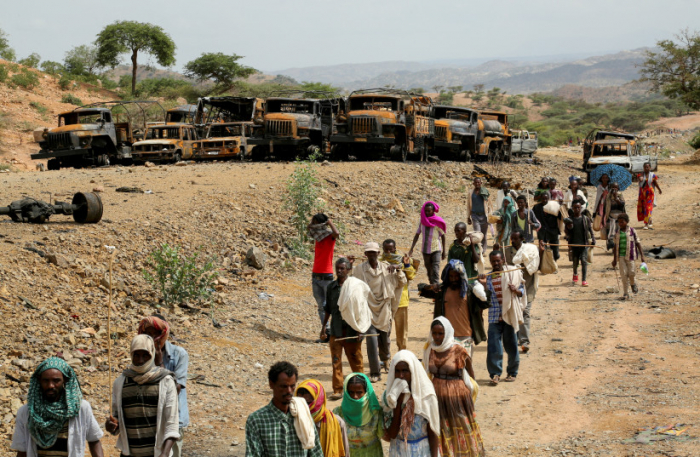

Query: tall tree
64,45,103,76
95,21,176,95
0,28,16,61
184,52,255,95
639,29,700,110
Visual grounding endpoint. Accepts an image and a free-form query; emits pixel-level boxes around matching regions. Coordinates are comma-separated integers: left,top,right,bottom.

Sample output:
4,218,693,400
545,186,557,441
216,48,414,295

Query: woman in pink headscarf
409,201,447,285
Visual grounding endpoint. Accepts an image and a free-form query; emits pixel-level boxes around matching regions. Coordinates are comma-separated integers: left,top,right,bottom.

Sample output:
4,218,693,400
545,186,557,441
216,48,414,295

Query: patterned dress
333,406,384,457
637,172,658,224
429,346,485,457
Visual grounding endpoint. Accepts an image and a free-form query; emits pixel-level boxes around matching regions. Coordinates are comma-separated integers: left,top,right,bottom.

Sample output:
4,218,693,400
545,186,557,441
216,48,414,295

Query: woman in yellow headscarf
296,379,348,457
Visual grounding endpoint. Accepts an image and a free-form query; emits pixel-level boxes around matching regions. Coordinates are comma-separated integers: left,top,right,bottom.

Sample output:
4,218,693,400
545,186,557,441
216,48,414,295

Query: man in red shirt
308,213,339,342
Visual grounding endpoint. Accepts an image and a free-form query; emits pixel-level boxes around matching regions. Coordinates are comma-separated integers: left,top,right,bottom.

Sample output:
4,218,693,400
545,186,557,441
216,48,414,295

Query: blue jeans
487,321,520,378
312,275,332,332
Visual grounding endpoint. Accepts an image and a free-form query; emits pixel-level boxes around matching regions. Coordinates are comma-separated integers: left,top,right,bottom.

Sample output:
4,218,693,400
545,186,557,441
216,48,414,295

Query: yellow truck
131,123,199,164
476,109,512,162
330,89,434,161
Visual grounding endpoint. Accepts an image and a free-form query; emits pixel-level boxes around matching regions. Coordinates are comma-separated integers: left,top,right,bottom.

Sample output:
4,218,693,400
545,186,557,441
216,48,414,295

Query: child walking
565,200,596,286
409,201,446,285
612,213,645,300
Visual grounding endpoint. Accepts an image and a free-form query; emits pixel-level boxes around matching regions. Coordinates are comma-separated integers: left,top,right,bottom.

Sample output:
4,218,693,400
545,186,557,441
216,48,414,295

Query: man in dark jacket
426,259,491,357
532,192,562,261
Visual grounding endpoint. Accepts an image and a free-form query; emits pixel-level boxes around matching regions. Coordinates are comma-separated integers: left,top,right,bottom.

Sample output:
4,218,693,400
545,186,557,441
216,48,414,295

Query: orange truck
330,88,434,161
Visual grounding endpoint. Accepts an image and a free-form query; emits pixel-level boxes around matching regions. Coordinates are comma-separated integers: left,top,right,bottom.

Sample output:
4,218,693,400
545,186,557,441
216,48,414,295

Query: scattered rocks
46,253,69,269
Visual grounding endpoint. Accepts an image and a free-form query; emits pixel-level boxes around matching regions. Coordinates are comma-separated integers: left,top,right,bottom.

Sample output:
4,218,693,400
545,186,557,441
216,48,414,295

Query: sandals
620,294,629,301
631,285,638,293
328,392,343,401
504,375,517,382
490,375,500,386
370,375,381,383
521,345,530,354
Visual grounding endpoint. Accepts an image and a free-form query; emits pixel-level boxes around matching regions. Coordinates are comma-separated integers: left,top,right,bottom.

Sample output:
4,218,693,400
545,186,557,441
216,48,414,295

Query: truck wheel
72,192,103,224
239,148,246,161
47,159,60,171
96,154,110,167
173,151,181,164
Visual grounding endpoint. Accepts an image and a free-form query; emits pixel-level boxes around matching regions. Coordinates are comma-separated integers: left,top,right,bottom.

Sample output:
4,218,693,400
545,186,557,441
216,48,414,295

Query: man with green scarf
11,357,104,457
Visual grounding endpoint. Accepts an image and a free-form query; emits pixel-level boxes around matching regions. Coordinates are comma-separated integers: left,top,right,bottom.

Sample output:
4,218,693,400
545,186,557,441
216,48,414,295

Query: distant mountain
273,48,652,94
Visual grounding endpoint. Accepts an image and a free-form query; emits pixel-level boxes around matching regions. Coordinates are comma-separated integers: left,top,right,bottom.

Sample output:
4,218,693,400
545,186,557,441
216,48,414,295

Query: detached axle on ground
0,192,103,224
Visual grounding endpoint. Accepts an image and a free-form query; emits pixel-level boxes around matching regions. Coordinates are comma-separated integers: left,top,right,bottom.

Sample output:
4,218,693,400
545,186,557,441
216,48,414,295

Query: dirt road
0,149,698,456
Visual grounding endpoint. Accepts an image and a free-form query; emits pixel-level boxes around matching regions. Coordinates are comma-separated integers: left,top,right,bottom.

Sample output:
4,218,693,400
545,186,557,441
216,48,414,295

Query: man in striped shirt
485,251,525,386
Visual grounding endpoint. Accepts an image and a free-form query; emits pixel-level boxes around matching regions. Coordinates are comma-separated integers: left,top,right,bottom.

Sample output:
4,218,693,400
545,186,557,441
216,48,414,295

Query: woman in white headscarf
382,350,440,457
106,334,180,457
424,317,485,457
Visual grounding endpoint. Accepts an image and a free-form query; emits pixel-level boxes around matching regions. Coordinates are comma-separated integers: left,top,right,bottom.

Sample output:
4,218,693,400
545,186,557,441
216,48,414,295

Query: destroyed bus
476,109,512,162
330,89,434,161
432,105,480,161
32,101,165,170
247,91,340,160
192,96,264,160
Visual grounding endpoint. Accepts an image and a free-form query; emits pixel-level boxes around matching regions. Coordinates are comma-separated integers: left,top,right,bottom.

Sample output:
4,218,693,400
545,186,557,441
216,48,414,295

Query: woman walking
383,351,440,457
333,374,384,457
295,379,349,457
494,197,514,248
603,182,626,247
424,317,485,457
409,201,447,285
637,163,662,229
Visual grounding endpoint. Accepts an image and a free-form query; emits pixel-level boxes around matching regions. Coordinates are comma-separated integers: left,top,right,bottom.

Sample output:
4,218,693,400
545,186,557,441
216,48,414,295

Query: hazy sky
1,0,697,72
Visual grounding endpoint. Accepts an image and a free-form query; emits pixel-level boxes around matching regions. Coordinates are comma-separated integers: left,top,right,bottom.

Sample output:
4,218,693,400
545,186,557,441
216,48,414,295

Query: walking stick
467,266,525,281
613,265,622,292
104,246,116,411
335,334,380,342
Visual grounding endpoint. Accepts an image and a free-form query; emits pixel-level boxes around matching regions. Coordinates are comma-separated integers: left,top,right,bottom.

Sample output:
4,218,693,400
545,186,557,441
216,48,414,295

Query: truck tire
72,192,103,224
47,159,60,171
173,151,182,164
96,154,110,167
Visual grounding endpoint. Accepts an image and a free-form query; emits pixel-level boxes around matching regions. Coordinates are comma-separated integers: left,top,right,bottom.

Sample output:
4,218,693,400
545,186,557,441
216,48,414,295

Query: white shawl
499,268,525,333
352,261,406,332
289,397,315,450
384,350,440,435
337,277,372,333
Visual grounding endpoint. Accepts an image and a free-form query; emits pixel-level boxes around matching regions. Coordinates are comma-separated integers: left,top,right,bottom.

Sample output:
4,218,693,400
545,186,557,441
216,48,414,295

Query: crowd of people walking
10,165,660,457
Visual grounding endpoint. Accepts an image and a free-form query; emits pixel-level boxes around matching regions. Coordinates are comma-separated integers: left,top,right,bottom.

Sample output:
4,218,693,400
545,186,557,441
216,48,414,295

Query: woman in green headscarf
494,197,514,248
332,373,384,457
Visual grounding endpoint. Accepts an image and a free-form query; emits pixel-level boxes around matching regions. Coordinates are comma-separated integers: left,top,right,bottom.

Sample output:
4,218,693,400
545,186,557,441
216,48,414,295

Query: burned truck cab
330,89,434,161
248,91,338,160
433,105,479,161
476,109,512,162
31,101,165,170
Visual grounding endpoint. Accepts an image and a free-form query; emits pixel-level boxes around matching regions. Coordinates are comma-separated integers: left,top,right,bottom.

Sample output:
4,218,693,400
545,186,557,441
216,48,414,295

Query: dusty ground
0,148,699,457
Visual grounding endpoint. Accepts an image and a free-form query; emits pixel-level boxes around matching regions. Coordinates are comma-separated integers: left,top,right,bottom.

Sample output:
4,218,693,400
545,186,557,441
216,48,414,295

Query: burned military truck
192,96,264,160
32,101,165,170
476,109,512,162
247,91,340,160
432,105,480,161
330,89,434,161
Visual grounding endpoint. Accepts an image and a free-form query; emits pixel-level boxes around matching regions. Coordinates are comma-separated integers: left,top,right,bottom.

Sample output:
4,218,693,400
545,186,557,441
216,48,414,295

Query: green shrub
283,152,324,259
29,101,48,114
18,53,40,68
58,76,73,90
0,64,7,83
40,61,64,75
11,70,39,89
61,94,82,105
143,243,218,308
689,132,700,150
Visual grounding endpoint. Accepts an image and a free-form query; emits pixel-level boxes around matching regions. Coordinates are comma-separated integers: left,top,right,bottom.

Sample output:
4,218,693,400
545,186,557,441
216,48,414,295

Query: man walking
511,195,540,243
485,251,525,385
503,230,540,354
467,177,490,252
380,239,416,352
612,213,645,300
350,242,406,382
12,358,104,457
246,362,323,457
308,213,340,342
138,316,189,457
320,258,367,400
106,335,180,457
